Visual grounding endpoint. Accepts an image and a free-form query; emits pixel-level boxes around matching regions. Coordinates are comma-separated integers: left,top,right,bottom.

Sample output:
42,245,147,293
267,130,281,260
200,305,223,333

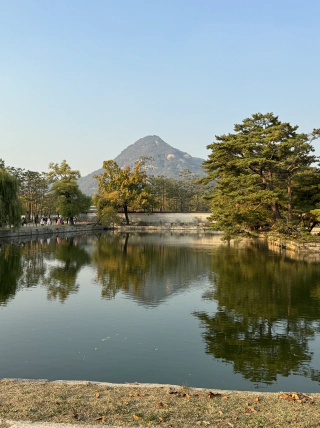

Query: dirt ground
1,379,320,427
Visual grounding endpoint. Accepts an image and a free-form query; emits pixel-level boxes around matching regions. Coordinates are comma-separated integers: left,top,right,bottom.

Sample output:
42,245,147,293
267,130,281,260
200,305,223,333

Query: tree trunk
265,171,281,220
123,203,129,224
271,202,281,219
288,179,292,221
69,217,74,225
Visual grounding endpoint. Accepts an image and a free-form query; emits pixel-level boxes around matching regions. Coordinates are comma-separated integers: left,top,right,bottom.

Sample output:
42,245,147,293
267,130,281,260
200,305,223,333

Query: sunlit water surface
1,231,320,392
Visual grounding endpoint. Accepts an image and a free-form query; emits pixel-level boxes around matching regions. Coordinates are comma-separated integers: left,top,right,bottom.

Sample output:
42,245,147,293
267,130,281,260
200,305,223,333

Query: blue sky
1,0,320,176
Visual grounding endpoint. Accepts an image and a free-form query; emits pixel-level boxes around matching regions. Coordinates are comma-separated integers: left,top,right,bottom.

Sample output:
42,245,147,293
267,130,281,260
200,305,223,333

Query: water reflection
194,244,320,384
42,237,91,302
2,233,320,388
0,244,23,305
92,232,210,305
0,237,91,305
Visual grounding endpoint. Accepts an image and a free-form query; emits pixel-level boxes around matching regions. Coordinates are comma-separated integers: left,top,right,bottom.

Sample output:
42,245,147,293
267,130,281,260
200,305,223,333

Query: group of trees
1,155,210,228
92,112,320,233
1,112,319,233
93,159,211,225
0,159,91,227
149,170,211,213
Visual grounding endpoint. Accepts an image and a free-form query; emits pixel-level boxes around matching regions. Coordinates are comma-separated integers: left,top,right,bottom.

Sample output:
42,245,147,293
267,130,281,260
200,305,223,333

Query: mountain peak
78,136,205,195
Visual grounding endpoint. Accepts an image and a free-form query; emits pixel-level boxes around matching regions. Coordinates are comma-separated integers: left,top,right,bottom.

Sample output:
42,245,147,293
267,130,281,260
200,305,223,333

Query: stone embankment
0,224,106,242
265,229,320,262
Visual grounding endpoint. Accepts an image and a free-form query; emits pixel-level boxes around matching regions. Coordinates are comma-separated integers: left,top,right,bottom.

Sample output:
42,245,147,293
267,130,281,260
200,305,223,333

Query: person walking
47,217,51,226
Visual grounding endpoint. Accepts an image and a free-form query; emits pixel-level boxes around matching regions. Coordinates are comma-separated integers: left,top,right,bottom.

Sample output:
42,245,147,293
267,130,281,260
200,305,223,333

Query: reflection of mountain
92,232,212,306
193,244,320,384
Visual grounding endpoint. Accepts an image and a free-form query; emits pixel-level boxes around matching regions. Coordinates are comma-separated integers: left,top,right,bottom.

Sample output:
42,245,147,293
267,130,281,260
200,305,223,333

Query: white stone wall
79,212,211,226
118,212,211,225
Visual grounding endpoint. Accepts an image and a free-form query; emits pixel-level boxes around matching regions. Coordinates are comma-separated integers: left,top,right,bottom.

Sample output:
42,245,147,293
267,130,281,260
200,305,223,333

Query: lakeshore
2,228,320,428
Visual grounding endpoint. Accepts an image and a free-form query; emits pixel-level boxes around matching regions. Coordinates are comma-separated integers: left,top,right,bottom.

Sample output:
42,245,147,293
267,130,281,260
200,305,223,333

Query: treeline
0,157,211,228
149,170,212,213
3,111,319,235
0,159,52,220
0,159,91,226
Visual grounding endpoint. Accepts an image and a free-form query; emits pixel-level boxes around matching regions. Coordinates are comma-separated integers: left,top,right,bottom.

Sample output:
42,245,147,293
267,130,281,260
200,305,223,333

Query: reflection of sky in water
0,232,320,392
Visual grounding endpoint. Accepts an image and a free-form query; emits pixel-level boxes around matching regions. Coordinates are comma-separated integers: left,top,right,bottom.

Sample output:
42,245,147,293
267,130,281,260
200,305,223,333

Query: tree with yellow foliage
93,159,155,224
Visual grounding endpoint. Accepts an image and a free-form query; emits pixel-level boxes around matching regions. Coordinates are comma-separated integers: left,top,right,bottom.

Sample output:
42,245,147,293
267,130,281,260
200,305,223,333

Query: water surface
1,232,320,392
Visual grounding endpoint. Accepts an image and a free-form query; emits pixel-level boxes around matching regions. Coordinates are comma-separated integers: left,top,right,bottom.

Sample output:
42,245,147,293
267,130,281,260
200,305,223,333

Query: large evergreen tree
202,113,320,239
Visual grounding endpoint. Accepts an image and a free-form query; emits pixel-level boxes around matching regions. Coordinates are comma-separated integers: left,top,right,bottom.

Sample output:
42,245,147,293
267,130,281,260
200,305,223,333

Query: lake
1,231,320,392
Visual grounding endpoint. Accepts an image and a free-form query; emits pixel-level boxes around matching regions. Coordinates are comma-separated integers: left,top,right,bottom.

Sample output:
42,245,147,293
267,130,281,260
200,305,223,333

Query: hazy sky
1,0,320,176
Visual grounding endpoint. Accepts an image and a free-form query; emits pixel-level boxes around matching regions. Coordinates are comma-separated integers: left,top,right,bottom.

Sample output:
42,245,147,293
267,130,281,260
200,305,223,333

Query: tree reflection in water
42,237,91,302
193,243,320,384
91,233,210,305
0,237,91,305
0,243,23,305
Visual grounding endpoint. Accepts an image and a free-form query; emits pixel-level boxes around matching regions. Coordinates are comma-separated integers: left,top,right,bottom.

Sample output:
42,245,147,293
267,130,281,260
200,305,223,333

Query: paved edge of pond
0,225,108,241
1,377,251,393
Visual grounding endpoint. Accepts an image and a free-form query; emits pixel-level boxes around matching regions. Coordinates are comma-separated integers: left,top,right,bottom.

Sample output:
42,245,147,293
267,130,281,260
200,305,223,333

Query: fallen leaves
169,390,226,400
208,392,222,398
245,402,257,413
155,402,168,407
95,416,104,422
128,393,147,397
133,414,142,420
279,392,314,404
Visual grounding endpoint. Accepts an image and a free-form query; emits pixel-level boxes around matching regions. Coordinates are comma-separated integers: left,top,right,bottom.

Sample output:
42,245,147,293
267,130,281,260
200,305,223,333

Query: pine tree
202,113,320,239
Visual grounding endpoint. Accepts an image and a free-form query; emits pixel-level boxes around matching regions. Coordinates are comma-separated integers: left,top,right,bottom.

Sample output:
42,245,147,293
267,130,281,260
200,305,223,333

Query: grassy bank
1,380,319,427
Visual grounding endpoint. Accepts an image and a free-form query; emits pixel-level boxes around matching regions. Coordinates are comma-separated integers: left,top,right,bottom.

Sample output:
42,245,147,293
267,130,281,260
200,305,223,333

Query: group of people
19,215,80,227
32,215,78,226
34,214,63,226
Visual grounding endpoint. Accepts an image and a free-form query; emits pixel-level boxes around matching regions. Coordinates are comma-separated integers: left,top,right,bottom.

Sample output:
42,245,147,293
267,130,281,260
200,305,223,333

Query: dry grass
0,379,320,427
